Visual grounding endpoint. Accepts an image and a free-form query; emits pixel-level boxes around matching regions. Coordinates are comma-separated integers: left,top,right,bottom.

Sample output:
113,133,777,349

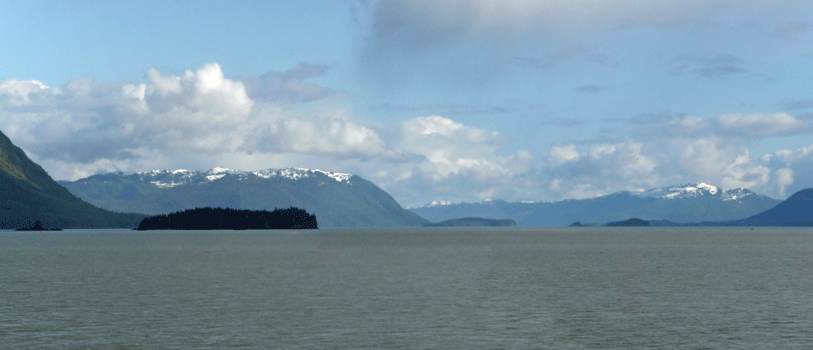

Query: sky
1,0,813,207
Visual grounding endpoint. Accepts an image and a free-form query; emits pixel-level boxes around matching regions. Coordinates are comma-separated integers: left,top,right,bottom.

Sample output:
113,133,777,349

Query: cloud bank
0,63,379,176
3,62,813,206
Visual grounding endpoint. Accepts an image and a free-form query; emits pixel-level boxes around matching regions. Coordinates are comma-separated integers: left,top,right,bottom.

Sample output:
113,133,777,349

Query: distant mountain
58,167,429,228
424,217,516,227
719,188,813,226
0,130,145,229
410,183,781,226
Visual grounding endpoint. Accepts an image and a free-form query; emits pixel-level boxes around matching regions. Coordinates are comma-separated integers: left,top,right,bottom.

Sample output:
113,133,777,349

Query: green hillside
0,130,145,229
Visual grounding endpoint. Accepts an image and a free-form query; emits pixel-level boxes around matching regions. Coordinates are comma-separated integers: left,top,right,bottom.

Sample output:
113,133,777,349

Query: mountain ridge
0,130,145,229
59,167,429,228
409,183,781,226
597,187,813,227
724,188,813,226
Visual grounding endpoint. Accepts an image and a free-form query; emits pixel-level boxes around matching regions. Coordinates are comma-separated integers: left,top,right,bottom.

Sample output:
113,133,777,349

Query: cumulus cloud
547,145,580,164
143,63,254,124
0,79,55,106
244,117,395,159
536,126,791,201
364,115,535,204
0,66,540,206
0,62,393,180
775,168,794,195
540,141,665,199
760,146,813,197
388,110,813,203
399,116,508,178
5,59,813,206
715,113,812,137
588,142,658,180
632,113,812,140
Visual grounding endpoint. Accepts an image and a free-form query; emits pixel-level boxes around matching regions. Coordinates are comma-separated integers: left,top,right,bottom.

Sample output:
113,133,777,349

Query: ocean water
1,227,812,349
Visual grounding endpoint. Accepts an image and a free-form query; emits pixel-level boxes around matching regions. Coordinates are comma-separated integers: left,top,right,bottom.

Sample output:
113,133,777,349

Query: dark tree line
135,207,318,230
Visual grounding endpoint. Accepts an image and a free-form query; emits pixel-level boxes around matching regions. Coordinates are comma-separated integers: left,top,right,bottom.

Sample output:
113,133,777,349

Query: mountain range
0,130,144,229
57,167,429,228
3,125,810,229
409,183,782,226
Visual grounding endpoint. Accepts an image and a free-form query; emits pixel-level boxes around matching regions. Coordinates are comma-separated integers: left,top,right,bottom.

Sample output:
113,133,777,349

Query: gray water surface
1,227,812,349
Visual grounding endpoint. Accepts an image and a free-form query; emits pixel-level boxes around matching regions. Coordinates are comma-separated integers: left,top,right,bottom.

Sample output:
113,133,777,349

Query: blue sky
2,0,813,207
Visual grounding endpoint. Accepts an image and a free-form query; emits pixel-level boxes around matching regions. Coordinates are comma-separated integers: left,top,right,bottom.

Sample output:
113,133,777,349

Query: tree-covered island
135,207,318,230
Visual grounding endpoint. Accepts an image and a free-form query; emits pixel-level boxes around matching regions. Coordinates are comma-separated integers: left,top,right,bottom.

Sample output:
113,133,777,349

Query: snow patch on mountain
251,168,352,183
634,183,719,199
150,180,185,189
628,183,757,201
134,167,354,188
206,173,226,182
313,169,352,183
720,188,754,201
428,200,459,207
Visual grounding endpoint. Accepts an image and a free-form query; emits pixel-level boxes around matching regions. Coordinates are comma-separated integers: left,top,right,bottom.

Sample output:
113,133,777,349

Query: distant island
605,218,650,227
135,207,318,230
424,217,516,227
15,219,62,231
569,221,602,227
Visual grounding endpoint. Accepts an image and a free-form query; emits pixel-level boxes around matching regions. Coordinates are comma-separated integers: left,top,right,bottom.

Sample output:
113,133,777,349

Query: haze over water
2,228,812,349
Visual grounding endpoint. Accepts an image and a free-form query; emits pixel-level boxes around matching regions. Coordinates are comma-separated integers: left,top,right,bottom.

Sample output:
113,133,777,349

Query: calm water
1,227,812,349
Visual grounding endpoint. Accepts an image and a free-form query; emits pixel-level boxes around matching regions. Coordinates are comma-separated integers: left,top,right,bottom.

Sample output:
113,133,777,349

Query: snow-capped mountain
58,167,428,228
629,183,756,201
409,183,780,226
131,167,353,188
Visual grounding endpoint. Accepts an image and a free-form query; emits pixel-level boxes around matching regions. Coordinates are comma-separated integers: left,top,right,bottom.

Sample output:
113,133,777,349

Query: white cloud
719,151,771,190
0,66,542,207
715,113,812,137
760,145,813,198
0,63,398,180
357,116,536,205
245,117,395,159
587,142,659,182
540,141,666,199
668,136,770,190
547,144,580,164
399,116,512,178
0,79,54,106
775,168,794,195
143,62,253,122
667,116,712,136
5,60,813,207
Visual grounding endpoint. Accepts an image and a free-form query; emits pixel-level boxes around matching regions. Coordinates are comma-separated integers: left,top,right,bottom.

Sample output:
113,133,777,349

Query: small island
135,207,318,230
605,218,649,227
424,217,517,227
15,220,62,231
